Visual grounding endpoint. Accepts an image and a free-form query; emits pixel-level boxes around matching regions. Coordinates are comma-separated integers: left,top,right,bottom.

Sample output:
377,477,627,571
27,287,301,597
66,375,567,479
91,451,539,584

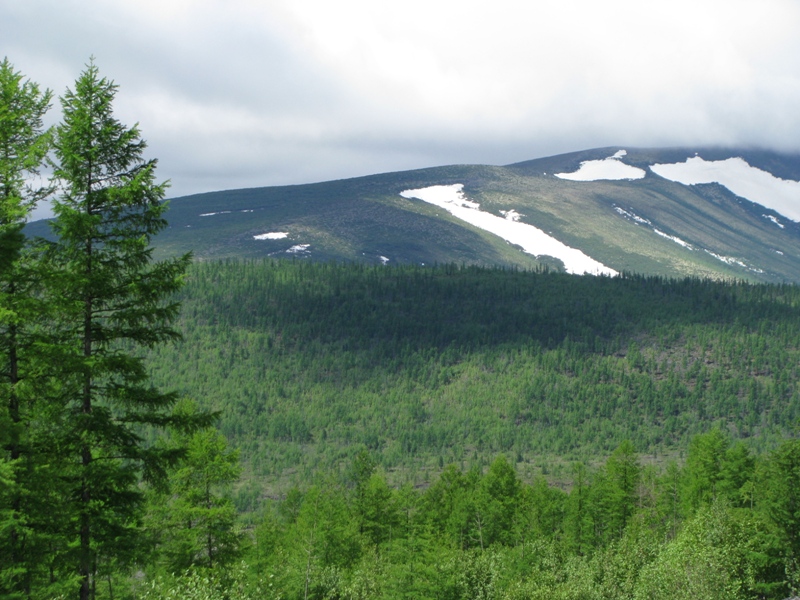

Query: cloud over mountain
5,0,800,201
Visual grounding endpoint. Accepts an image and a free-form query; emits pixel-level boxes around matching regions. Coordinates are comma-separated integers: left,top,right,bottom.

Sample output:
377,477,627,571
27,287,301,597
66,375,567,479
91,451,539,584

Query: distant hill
25,146,800,281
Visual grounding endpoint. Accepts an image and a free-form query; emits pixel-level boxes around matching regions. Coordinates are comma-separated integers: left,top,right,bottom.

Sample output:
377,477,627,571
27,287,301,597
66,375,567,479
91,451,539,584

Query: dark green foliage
0,57,51,269
763,437,800,568
0,59,211,599
49,59,193,599
357,472,399,548
223,438,800,599
475,455,521,547
0,57,61,600
146,425,242,574
143,259,800,486
518,475,566,541
681,429,758,514
564,462,594,555
591,440,641,544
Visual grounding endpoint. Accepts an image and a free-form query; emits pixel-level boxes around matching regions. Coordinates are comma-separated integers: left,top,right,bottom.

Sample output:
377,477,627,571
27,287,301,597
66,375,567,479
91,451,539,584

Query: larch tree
0,57,51,267
147,425,242,575
597,440,641,543
0,57,58,599
49,58,207,600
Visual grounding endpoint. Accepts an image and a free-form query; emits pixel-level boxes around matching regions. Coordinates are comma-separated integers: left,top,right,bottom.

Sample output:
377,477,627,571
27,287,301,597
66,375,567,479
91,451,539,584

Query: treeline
145,259,800,484
137,429,800,600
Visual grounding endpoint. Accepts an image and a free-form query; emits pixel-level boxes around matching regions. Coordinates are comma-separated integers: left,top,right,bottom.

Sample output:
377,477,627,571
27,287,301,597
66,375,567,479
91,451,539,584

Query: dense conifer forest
148,260,800,485
3,57,800,599
131,259,800,599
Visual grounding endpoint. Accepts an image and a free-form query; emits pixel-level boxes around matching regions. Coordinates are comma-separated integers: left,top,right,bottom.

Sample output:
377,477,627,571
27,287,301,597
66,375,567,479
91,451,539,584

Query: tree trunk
79,242,93,600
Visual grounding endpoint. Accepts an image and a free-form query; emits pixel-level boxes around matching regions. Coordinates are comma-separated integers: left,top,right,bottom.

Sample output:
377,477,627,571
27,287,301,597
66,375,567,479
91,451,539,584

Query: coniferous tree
358,471,399,548
763,436,800,587
48,58,204,600
0,57,57,599
682,428,730,514
564,462,594,555
147,427,242,574
476,455,520,547
596,440,640,543
0,57,51,268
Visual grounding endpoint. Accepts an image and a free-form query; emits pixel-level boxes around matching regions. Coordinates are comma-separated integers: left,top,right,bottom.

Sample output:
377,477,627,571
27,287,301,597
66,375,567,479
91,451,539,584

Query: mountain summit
69,146,800,282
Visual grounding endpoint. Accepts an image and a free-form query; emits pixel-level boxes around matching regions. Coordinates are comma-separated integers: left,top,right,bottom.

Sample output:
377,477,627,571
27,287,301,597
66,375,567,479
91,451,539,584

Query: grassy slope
153,167,543,270
144,148,800,282
23,146,800,281
504,148,800,281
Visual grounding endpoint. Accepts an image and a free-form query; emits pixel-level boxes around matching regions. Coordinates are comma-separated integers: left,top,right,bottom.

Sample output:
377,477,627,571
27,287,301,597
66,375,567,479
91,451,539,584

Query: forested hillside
147,260,800,491
132,260,800,599
5,56,800,600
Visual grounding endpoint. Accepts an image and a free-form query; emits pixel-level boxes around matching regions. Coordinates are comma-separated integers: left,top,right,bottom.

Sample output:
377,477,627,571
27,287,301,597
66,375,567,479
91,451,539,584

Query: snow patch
704,250,748,268
555,150,646,181
614,205,692,249
614,206,652,226
286,244,310,254
650,157,800,222
379,256,390,265
199,210,232,217
400,184,616,276
500,209,522,222
763,214,785,228
653,229,693,249
253,232,289,240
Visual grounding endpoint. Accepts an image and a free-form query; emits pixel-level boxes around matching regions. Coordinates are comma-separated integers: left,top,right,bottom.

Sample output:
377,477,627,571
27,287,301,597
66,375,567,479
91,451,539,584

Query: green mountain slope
139,146,800,282
25,146,800,281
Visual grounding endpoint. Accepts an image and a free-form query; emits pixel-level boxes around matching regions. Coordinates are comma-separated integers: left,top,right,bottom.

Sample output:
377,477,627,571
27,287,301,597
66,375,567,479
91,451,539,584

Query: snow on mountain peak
555,150,646,182
650,156,800,222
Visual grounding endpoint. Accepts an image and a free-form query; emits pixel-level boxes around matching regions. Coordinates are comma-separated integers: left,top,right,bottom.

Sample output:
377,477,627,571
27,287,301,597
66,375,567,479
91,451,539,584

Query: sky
4,0,800,215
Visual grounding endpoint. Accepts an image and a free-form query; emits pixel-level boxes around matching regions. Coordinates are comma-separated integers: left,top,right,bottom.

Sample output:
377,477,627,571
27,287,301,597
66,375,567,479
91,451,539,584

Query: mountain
23,146,800,488
26,146,800,282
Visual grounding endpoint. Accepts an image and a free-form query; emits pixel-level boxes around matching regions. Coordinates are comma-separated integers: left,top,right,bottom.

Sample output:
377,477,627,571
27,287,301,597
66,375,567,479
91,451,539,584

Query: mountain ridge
26,145,800,282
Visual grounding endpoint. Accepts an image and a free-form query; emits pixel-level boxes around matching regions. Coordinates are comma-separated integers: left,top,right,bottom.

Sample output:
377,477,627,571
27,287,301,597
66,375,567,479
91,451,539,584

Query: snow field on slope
400,185,617,276
253,232,289,240
555,150,646,181
650,156,800,222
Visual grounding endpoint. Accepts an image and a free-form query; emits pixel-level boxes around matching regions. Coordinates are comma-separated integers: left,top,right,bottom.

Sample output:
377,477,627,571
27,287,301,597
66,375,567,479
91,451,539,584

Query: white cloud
4,0,800,200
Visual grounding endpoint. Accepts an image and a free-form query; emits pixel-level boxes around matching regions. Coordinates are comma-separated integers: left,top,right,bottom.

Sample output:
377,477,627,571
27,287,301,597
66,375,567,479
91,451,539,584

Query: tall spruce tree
49,58,205,600
0,57,58,599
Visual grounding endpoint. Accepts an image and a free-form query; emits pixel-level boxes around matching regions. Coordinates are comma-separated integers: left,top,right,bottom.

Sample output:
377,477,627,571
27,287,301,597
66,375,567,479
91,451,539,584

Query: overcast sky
4,0,800,211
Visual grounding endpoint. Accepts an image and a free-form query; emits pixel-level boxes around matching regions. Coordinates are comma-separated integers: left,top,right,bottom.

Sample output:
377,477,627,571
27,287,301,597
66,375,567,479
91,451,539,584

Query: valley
13,144,800,599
